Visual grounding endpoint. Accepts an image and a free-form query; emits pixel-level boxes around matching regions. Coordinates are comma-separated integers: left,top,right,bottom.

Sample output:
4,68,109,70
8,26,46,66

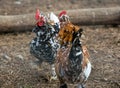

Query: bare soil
0,0,120,88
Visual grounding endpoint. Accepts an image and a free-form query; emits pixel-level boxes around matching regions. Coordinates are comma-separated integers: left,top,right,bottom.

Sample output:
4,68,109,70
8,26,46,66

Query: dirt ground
0,0,120,88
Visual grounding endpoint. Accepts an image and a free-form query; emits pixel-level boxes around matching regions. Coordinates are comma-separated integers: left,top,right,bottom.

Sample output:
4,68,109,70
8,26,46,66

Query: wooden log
67,7,120,25
0,7,120,33
0,14,35,33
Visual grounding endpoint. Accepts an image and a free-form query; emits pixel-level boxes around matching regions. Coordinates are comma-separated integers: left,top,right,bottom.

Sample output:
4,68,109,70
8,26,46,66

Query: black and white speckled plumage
30,23,60,64
67,38,83,82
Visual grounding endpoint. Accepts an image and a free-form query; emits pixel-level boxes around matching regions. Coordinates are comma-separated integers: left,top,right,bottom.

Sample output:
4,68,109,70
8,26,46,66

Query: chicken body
30,23,59,64
55,23,91,88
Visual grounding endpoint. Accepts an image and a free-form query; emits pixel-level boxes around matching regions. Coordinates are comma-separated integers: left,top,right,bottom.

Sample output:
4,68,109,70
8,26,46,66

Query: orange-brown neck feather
58,22,81,45
82,46,90,69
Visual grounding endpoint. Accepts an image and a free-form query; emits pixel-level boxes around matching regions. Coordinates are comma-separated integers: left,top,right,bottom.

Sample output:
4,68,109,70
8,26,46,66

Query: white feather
76,51,82,56
31,40,35,43
83,61,91,80
49,12,59,23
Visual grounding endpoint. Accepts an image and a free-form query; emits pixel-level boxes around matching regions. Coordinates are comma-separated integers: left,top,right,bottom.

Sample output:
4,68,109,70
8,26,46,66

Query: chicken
55,22,91,88
30,9,60,80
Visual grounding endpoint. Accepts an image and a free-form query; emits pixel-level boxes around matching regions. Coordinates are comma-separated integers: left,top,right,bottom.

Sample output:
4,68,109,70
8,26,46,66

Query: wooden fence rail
0,7,120,33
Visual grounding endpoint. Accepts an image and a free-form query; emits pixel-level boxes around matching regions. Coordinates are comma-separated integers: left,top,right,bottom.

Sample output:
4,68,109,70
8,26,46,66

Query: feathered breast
30,23,59,64
55,45,91,84
55,39,83,83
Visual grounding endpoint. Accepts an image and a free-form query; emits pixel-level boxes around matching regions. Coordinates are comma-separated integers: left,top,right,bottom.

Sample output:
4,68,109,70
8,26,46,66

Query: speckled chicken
29,9,60,79
55,22,91,88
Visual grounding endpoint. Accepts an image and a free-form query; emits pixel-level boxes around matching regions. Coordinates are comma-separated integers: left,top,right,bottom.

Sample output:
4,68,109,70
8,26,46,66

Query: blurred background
0,0,120,88
0,0,120,15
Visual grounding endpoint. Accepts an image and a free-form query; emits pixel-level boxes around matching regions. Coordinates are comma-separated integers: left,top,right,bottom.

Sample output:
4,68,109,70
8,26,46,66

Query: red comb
35,9,40,20
59,10,67,17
